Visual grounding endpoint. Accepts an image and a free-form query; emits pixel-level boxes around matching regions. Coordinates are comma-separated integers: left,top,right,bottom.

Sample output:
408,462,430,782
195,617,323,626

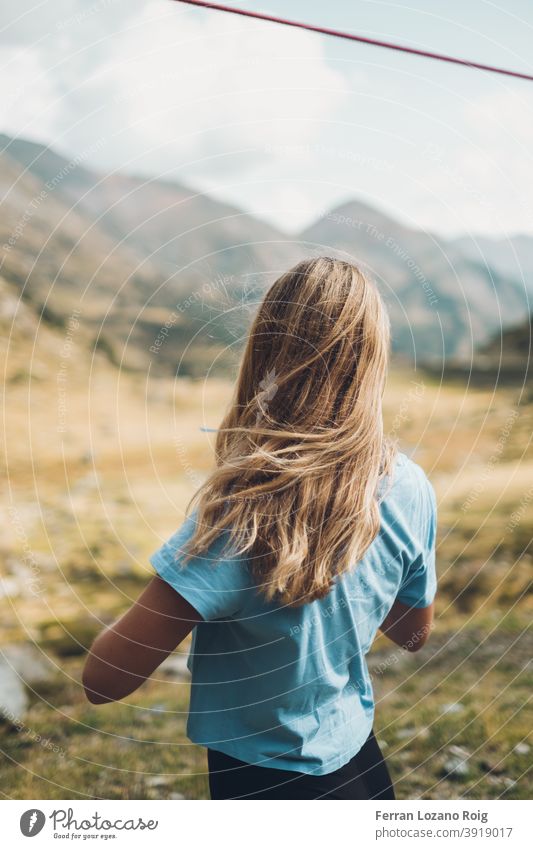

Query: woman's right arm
82,576,201,704
379,598,434,652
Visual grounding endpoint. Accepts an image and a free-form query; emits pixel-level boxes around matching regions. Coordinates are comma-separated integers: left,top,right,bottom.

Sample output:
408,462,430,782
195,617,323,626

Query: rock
448,744,470,758
396,726,428,740
1,643,55,687
0,577,20,598
144,777,186,798
513,742,530,755
4,554,49,598
0,643,57,725
159,652,190,679
145,776,174,788
440,702,465,715
0,657,29,723
441,745,471,779
396,727,415,740
442,756,470,778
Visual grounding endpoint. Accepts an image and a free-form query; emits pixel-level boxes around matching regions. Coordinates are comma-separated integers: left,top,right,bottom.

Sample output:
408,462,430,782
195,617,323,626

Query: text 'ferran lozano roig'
376,810,489,824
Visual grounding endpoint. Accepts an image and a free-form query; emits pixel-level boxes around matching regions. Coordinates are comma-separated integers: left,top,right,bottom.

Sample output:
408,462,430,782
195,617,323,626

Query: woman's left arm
82,576,202,704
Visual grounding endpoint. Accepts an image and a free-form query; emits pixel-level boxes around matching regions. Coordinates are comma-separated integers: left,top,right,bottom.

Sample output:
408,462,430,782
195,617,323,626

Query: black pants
207,729,395,800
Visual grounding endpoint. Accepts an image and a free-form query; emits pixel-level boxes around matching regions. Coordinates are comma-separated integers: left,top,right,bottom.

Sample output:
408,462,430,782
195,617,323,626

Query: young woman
83,256,437,800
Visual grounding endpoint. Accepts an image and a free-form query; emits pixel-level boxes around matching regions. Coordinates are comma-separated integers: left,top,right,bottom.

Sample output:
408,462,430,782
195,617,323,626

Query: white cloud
415,87,533,237
0,0,350,228
1,0,532,236
33,2,347,184
1,47,59,140
462,89,533,226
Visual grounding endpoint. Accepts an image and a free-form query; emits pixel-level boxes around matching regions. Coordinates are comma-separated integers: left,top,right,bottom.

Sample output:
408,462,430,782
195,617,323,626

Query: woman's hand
82,576,202,704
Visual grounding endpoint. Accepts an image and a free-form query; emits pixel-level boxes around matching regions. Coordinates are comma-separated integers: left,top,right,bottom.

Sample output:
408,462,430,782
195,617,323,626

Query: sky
1,0,533,238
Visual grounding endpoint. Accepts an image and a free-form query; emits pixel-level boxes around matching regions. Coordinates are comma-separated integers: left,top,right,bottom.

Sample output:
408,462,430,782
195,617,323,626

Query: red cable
172,0,533,82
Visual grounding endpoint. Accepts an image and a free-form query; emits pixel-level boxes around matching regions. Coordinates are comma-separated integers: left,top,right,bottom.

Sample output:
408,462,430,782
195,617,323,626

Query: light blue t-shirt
149,451,437,775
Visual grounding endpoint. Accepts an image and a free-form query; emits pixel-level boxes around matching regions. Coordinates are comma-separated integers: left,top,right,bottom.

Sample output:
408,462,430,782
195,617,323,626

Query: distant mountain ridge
1,133,531,376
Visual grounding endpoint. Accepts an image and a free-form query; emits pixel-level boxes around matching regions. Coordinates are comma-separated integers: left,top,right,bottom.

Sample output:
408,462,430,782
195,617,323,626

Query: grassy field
1,353,532,799
1,613,530,800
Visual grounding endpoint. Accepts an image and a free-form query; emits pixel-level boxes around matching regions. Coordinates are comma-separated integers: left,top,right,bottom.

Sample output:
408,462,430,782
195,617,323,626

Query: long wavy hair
180,256,396,606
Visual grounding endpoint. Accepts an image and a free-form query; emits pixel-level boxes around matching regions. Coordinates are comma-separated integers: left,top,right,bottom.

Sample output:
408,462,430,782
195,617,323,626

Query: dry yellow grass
1,344,532,798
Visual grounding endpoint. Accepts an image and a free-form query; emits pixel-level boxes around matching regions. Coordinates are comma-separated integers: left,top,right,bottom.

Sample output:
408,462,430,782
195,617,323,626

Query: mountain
0,134,298,375
1,133,532,376
451,234,533,292
299,200,530,363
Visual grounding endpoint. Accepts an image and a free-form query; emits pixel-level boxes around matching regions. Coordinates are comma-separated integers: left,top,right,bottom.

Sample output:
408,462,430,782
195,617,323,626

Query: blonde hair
181,256,396,606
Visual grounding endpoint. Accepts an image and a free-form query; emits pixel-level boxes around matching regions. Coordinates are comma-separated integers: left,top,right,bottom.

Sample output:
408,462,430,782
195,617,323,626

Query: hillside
300,200,529,362
1,133,531,375
0,134,298,376
477,312,532,384
451,234,533,289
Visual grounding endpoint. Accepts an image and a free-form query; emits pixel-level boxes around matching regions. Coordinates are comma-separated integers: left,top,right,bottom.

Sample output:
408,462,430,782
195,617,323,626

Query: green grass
372,615,532,799
0,658,208,800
